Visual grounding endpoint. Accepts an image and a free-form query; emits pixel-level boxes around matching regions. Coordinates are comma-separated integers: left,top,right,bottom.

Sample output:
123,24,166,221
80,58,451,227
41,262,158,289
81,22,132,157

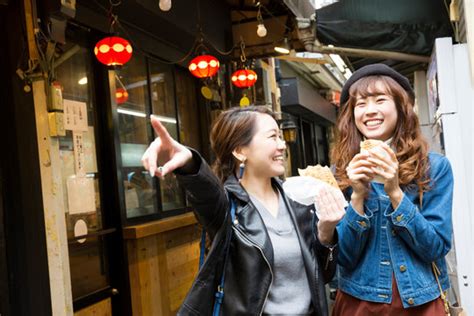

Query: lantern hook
240,40,247,64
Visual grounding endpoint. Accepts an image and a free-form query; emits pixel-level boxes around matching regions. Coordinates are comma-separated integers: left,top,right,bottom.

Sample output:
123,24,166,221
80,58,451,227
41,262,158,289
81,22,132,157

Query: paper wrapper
360,140,386,184
283,176,348,217
297,165,339,189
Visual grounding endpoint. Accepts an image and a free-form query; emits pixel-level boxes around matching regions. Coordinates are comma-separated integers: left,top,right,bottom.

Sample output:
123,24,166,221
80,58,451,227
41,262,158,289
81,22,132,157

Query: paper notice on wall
83,126,98,173
73,131,85,177
64,99,88,132
67,176,96,215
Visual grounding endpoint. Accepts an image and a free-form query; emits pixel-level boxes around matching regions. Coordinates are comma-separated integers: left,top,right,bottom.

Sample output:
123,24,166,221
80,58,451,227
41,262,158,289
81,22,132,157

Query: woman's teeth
366,120,383,127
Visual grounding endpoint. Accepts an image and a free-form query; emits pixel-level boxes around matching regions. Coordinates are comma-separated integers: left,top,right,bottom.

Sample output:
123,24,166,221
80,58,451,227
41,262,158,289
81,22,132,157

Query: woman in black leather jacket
142,106,345,315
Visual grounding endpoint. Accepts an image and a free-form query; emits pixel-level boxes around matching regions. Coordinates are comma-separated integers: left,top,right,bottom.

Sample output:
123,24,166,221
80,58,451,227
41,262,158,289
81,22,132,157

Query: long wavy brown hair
210,106,276,183
331,75,431,193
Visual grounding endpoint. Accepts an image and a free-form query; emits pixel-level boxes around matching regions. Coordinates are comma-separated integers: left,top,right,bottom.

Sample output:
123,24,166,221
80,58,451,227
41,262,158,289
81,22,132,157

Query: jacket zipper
233,227,273,315
324,245,335,270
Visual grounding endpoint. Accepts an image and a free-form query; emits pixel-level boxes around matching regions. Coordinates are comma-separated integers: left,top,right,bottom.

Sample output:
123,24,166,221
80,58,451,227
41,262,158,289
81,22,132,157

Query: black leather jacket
176,151,337,316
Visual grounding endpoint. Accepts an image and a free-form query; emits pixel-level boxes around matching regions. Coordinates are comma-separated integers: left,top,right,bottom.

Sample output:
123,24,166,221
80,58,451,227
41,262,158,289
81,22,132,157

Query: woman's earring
238,159,246,181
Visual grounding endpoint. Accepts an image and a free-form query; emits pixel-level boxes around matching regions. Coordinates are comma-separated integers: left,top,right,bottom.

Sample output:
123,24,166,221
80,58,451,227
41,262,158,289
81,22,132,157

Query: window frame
112,54,202,226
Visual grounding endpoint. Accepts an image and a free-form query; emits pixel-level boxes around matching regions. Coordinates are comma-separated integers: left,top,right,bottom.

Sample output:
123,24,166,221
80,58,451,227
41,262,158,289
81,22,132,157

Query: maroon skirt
332,277,445,316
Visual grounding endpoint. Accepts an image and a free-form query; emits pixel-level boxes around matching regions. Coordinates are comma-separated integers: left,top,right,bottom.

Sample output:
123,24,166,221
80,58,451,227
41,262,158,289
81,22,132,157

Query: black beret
340,63,414,106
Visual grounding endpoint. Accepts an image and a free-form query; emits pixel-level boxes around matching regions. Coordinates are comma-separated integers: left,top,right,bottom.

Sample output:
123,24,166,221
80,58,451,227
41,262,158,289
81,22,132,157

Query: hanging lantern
231,69,257,88
188,55,220,78
116,88,129,104
94,36,133,66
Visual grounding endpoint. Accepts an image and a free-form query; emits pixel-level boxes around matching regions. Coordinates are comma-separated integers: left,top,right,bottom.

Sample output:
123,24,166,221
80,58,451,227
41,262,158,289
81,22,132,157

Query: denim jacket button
407,298,415,305
357,221,367,227
391,229,397,236
399,265,407,272
396,215,403,222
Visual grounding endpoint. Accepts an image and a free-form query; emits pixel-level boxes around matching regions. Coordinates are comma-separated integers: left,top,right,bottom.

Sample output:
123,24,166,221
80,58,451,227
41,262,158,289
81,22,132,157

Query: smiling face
353,80,398,141
240,113,287,178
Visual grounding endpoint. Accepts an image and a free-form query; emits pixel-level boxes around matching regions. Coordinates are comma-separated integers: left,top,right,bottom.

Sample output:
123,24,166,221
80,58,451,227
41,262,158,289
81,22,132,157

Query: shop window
149,61,185,212
301,120,316,166
56,44,109,300
175,68,202,151
314,125,329,166
115,56,160,219
115,56,201,221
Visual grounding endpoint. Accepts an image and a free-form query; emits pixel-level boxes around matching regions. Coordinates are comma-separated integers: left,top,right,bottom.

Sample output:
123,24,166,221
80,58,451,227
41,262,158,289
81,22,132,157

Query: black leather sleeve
174,148,229,239
314,220,339,284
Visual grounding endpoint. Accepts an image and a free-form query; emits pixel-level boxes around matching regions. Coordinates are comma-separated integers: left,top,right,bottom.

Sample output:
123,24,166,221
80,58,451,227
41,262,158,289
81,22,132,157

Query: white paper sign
67,176,96,215
73,131,85,177
64,99,88,132
83,126,98,173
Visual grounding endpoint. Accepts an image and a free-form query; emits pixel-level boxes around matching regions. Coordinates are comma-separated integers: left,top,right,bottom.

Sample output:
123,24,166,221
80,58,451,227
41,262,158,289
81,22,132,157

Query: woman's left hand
366,143,402,199
315,186,346,245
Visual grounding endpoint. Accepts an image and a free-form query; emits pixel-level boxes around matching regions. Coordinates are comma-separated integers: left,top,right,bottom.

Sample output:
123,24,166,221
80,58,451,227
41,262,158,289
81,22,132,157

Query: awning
315,0,453,56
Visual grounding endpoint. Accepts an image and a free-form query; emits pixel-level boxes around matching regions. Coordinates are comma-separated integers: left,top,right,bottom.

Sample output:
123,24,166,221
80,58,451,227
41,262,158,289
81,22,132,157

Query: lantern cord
115,74,126,90
92,0,241,65
240,40,247,64
259,3,292,33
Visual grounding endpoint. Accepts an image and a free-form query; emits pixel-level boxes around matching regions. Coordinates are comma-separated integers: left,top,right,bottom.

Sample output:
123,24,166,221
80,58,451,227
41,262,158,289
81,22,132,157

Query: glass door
55,41,115,311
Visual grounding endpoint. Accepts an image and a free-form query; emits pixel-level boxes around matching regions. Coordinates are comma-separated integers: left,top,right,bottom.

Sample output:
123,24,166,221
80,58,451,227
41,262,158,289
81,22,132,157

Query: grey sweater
249,192,313,315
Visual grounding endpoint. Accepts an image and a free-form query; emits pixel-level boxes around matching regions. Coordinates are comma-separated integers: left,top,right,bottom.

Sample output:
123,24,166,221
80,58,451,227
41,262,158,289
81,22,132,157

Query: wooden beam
276,55,327,64
123,213,197,240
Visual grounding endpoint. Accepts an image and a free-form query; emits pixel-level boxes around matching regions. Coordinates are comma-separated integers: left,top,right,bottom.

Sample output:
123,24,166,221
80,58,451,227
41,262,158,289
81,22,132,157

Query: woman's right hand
346,153,374,214
141,115,193,178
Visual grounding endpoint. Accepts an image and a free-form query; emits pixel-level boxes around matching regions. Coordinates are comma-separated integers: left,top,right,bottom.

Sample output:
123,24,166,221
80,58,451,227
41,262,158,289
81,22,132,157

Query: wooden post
23,0,74,315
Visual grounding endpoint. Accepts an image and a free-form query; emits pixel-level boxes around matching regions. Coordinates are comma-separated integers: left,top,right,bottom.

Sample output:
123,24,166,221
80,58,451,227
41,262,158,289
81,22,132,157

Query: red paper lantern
188,55,220,78
94,36,133,66
116,88,129,104
231,69,258,88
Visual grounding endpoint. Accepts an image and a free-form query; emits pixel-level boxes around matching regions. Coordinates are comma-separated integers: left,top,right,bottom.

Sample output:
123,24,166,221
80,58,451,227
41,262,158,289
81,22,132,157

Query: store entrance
55,24,132,315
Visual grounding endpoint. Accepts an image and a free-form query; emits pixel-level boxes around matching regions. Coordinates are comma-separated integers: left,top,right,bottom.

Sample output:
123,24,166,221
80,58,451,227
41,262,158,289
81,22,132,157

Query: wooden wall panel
127,222,201,315
74,298,112,316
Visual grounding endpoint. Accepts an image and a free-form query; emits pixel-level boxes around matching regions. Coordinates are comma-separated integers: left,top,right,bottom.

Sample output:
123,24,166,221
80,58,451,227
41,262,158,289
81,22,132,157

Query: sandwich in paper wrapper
360,139,387,183
283,165,348,216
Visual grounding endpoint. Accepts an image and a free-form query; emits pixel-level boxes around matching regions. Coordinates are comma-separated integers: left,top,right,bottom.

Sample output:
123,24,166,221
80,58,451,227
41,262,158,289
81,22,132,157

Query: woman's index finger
150,115,172,143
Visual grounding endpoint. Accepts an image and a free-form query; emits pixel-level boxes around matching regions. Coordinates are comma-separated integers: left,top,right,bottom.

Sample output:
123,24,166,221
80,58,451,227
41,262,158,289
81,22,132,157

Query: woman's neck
240,174,276,200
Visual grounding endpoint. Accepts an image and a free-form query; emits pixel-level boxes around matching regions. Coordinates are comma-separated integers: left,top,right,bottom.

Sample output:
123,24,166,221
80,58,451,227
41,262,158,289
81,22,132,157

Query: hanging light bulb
159,0,172,11
255,5,267,38
256,23,267,37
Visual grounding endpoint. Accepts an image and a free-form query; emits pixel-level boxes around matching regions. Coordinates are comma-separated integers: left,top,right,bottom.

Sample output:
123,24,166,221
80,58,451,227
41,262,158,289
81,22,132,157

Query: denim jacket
336,152,453,308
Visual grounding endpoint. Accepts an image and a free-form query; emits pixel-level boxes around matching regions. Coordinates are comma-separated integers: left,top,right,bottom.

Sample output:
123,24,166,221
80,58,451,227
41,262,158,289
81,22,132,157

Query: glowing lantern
116,88,129,104
188,55,220,78
231,69,257,88
94,36,133,66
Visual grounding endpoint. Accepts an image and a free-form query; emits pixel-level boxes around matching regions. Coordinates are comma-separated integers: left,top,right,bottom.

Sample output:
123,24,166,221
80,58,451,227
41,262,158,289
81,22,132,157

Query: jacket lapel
224,175,274,265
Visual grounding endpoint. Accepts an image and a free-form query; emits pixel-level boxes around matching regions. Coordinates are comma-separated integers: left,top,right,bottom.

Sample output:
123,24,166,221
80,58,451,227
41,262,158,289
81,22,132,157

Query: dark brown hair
331,75,431,192
210,106,275,182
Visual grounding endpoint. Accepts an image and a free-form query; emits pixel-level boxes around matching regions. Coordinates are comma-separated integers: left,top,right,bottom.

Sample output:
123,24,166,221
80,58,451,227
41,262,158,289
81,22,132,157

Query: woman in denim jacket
331,64,453,315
